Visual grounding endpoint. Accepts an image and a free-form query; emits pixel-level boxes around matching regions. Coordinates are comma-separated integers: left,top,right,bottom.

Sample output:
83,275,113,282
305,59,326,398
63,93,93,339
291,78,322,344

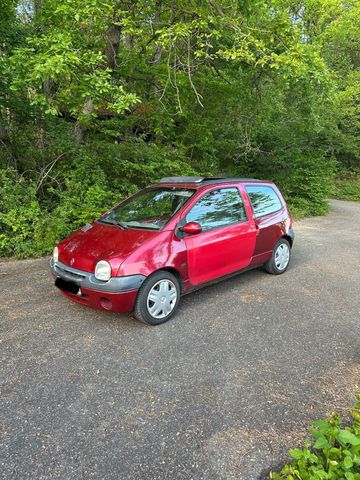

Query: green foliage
0,0,359,257
9,32,139,118
271,396,360,480
0,169,42,257
276,154,335,218
44,154,120,245
0,162,119,257
0,137,198,257
333,174,360,202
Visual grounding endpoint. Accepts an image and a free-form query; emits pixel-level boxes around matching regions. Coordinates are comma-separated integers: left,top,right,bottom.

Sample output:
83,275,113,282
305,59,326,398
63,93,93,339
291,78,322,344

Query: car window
246,185,282,218
100,187,195,230
186,187,247,232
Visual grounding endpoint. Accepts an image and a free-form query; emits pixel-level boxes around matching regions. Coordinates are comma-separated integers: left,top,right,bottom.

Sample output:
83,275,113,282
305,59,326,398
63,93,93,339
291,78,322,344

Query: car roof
153,176,269,188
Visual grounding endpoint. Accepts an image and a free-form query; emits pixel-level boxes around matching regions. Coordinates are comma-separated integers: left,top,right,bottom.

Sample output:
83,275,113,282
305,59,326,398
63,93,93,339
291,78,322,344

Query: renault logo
70,258,74,266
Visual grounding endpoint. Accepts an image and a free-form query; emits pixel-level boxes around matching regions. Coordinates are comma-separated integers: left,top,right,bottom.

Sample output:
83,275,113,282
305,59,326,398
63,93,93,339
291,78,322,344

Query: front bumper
50,258,146,312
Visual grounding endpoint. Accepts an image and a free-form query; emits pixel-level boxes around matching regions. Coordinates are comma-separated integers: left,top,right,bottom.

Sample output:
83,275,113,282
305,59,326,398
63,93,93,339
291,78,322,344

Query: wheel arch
158,267,183,291
133,267,182,324
282,234,293,247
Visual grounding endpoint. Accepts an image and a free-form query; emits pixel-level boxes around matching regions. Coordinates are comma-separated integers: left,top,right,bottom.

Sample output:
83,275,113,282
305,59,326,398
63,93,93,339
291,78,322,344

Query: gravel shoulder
1,199,360,480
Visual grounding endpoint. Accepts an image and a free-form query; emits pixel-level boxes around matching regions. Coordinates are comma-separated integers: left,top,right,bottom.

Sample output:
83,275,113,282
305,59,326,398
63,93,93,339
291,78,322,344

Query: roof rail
159,176,205,183
159,176,261,184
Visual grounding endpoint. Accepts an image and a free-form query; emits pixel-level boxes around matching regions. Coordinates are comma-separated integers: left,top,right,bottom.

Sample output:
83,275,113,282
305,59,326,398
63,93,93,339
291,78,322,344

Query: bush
45,153,121,245
279,154,335,218
0,162,118,257
0,141,199,257
0,148,335,256
0,169,44,257
86,138,199,192
232,152,335,218
332,173,360,202
271,396,360,480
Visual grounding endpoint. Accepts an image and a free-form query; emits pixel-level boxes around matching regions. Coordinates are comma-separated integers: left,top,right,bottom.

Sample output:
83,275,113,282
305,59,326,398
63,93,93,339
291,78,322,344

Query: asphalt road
1,199,360,480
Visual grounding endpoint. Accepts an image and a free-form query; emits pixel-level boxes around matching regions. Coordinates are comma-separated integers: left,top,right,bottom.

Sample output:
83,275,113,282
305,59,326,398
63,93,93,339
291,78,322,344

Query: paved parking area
1,199,359,479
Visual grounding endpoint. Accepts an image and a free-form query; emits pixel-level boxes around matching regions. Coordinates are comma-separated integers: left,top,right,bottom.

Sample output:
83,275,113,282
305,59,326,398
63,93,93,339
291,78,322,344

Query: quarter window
186,188,247,232
246,185,282,218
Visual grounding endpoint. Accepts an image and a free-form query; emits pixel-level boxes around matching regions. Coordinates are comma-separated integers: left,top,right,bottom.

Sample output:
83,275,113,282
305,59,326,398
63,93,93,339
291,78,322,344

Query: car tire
264,238,291,275
133,270,181,325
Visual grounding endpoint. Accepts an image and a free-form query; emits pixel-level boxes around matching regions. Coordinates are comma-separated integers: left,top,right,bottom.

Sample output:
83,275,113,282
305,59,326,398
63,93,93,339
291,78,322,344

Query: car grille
55,264,87,282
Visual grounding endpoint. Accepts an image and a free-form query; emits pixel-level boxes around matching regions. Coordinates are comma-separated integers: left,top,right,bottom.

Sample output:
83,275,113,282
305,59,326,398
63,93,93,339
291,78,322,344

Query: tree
0,0,359,256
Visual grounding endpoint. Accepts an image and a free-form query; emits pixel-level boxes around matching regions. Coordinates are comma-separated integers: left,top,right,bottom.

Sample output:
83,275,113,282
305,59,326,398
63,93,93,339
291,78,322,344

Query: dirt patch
317,361,360,415
204,425,306,480
239,292,266,304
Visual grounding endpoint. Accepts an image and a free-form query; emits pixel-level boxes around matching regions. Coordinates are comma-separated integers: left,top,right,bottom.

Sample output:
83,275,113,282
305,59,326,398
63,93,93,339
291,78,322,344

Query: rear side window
186,187,247,232
246,185,282,218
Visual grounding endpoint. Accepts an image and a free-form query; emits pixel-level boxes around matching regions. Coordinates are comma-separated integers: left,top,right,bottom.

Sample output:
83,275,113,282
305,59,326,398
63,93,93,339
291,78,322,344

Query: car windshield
99,187,195,230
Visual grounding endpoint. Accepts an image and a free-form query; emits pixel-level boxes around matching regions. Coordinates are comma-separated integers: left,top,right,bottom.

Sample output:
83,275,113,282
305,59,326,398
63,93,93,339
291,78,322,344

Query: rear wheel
134,271,181,325
265,238,291,275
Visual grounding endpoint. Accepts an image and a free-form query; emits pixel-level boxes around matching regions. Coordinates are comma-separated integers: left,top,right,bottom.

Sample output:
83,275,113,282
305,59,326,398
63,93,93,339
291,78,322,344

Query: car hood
58,222,159,274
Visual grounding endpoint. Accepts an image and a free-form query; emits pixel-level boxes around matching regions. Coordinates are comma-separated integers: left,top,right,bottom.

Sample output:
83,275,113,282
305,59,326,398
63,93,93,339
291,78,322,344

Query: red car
50,177,294,325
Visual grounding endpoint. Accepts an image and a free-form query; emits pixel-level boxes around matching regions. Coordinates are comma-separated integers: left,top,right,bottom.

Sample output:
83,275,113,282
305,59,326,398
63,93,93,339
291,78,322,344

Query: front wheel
133,271,181,325
264,238,291,275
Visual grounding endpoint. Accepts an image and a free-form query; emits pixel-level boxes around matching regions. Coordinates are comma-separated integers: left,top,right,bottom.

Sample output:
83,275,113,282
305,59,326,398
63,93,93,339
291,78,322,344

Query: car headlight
95,260,111,281
53,246,59,263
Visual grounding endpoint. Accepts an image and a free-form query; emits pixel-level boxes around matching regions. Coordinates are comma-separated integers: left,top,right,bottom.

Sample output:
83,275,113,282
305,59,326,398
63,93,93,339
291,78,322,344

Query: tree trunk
34,0,42,13
0,117,9,142
153,1,162,101
104,24,122,70
74,99,94,145
74,19,122,144
153,1,162,64
125,33,133,50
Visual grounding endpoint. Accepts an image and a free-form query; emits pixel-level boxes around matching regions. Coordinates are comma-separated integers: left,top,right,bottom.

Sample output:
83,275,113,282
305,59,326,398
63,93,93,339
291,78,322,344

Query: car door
181,187,257,286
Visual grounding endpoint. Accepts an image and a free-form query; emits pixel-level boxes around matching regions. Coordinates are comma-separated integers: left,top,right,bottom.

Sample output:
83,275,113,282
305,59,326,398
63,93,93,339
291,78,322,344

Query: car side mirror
180,221,202,235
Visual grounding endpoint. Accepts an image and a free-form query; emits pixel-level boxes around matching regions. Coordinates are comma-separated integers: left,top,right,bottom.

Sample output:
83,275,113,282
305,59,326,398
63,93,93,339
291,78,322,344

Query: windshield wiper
115,220,130,230
130,225,159,230
98,218,129,230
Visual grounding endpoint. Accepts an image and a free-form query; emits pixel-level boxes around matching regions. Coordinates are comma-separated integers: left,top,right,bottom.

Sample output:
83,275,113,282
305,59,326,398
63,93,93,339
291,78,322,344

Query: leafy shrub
232,152,335,218
0,162,118,257
86,138,199,192
332,173,360,202
0,169,44,257
45,153,121,244
271,396,360,480
278,154,335,218
0,141,199,257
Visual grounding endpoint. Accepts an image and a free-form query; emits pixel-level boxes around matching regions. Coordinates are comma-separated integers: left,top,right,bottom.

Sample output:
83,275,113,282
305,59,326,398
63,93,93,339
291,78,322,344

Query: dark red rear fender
249,209,292,267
